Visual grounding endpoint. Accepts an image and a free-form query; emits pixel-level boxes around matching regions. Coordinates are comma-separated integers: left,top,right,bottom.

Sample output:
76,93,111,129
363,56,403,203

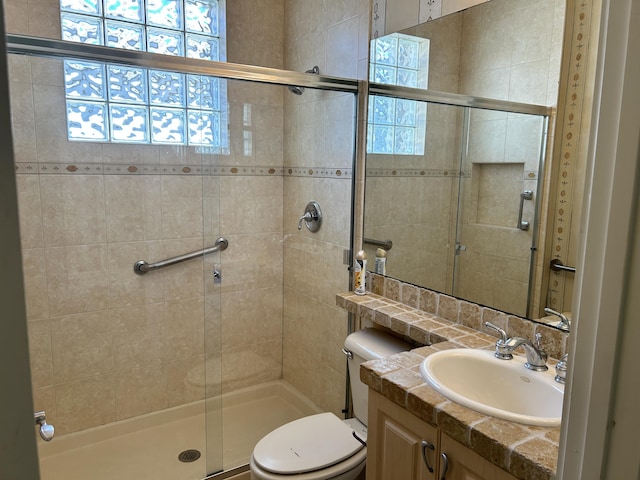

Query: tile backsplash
365,272,569,360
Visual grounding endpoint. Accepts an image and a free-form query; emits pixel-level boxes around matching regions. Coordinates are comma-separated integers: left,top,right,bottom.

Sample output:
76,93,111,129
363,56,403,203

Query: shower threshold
38,380,320,480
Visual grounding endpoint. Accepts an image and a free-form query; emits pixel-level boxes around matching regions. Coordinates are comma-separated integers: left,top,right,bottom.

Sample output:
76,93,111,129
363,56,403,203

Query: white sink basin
420,349,564,427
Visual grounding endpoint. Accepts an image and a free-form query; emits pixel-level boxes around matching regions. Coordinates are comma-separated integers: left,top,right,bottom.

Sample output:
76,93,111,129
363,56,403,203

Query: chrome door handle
518,190,533,231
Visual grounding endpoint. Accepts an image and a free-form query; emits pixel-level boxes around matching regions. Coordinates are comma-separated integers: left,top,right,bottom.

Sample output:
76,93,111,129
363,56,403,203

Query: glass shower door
9,49,223,479
453,108,547,317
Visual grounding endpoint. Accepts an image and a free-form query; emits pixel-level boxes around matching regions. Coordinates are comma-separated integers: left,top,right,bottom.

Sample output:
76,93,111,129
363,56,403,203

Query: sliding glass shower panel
364,99,465,293
453,108,547,317
10,51,223,479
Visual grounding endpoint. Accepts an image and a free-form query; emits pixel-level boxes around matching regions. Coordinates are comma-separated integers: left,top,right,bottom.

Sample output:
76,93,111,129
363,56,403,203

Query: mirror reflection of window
367,33,429,155
60,0,228,150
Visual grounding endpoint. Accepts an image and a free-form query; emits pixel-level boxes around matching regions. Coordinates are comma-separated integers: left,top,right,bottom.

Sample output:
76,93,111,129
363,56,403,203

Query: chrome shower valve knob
297,201,322,232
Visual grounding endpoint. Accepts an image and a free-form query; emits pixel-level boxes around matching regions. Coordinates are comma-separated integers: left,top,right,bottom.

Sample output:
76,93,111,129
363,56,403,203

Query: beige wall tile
221,287,283,351
324,94,357,168
50,311,113,384
104,176,145,243
253,105,284,166
26,319,53,388
27,4,61,38
161,176,204,239
9,82,37,163
55,375,116,434
110,303,166,371
45,245,110,317
115,365,168,420
4,1,29,34
283,236,350,307
164,297,205,361
167,355,206,407
30,57,63,87
8,54,32,82
21,248,49,320
219,176,283,234
326,17,359,79
40,175,106,247
221,339,282,393
15,175,43,248
104,175,164,243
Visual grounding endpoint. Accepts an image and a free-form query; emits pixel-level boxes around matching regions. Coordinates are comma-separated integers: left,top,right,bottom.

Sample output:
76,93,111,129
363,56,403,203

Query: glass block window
368,33,429,155
60,0,228,149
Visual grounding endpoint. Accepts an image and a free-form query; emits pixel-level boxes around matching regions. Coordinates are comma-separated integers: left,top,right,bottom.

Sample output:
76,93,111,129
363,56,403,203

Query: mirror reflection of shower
288,66,320,95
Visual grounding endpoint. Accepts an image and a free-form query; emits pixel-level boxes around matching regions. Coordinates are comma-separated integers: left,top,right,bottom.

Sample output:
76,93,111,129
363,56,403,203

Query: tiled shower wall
9,1,293,435
282,0,371,416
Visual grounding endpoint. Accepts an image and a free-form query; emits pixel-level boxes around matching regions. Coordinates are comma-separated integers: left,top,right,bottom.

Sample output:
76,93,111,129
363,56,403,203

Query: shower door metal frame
6,34,360,94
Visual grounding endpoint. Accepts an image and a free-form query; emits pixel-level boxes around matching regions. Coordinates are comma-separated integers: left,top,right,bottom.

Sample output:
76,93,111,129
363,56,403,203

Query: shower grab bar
363,238,393,250
134,237,228,275
550,259,576,273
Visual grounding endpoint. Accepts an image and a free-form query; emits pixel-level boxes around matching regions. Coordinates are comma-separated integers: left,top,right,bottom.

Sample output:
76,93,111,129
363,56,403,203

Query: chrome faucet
485,322,548,371
544,307,570,330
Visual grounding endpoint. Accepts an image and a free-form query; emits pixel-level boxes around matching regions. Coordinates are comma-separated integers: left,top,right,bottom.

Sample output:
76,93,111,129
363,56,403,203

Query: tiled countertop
337,292,561,480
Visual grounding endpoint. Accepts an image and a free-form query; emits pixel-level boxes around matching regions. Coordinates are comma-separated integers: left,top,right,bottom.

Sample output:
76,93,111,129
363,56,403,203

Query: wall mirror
364,0,579,326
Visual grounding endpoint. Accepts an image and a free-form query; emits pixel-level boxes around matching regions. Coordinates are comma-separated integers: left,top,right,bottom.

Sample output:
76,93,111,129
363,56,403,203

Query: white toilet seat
251,413,367,480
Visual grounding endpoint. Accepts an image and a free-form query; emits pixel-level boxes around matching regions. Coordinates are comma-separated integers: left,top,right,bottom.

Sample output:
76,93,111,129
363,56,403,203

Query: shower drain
178,449,202,463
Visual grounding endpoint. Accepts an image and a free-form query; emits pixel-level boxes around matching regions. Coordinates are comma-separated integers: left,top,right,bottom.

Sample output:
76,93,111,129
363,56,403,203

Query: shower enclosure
8,32,359,479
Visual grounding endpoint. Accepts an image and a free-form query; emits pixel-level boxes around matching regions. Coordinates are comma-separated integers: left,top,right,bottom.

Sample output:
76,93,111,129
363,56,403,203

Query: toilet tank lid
344,328,411,361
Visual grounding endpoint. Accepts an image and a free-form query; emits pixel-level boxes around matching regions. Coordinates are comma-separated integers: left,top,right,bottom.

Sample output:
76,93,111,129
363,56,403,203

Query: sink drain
178,449,201,463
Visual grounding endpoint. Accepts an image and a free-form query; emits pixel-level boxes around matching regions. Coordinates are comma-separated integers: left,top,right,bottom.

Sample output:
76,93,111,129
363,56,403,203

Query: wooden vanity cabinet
439,433,517,480
367,390,439,480
367,390,517,480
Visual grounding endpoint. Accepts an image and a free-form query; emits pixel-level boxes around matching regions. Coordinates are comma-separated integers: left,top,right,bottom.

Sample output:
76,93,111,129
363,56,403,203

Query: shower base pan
38,380,320,480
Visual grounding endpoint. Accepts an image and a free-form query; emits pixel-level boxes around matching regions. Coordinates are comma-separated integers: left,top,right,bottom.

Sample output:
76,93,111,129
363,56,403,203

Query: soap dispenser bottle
354,250,367,295
374,248,387,275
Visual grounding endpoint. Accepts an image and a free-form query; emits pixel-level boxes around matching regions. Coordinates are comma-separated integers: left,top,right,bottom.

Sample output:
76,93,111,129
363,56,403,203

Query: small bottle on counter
354,250,367,295
374,248,387,275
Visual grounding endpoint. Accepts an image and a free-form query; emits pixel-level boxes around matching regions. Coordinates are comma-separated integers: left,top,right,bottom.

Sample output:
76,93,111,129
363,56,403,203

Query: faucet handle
534,333,548,363
485,322,507,341
297,212,312,230
534,332,543,350
555,353,569,384
484,322,513,360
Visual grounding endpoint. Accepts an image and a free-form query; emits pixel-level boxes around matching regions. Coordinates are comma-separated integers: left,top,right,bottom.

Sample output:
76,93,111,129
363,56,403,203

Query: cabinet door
439,433,517,480
367,390,438,480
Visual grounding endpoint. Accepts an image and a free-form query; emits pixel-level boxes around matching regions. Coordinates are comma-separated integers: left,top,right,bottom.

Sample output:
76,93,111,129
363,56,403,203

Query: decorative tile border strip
366,168,470,178
283,167,352,179
15,162,352,179
548,0,594,310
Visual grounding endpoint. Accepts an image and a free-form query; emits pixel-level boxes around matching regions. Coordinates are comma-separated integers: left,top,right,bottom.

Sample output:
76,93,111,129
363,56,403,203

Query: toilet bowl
250,328,411,480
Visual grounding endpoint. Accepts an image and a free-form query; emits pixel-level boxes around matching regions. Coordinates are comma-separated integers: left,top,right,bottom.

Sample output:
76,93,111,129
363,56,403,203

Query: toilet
250,328,411,480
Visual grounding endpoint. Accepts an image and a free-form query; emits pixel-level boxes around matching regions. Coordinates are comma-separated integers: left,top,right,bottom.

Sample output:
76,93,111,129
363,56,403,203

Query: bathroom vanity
367,391,517,480
337,290,565,480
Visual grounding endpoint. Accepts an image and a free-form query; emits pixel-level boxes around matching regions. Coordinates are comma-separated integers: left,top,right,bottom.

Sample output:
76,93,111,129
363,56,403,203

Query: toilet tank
344,328,411,426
